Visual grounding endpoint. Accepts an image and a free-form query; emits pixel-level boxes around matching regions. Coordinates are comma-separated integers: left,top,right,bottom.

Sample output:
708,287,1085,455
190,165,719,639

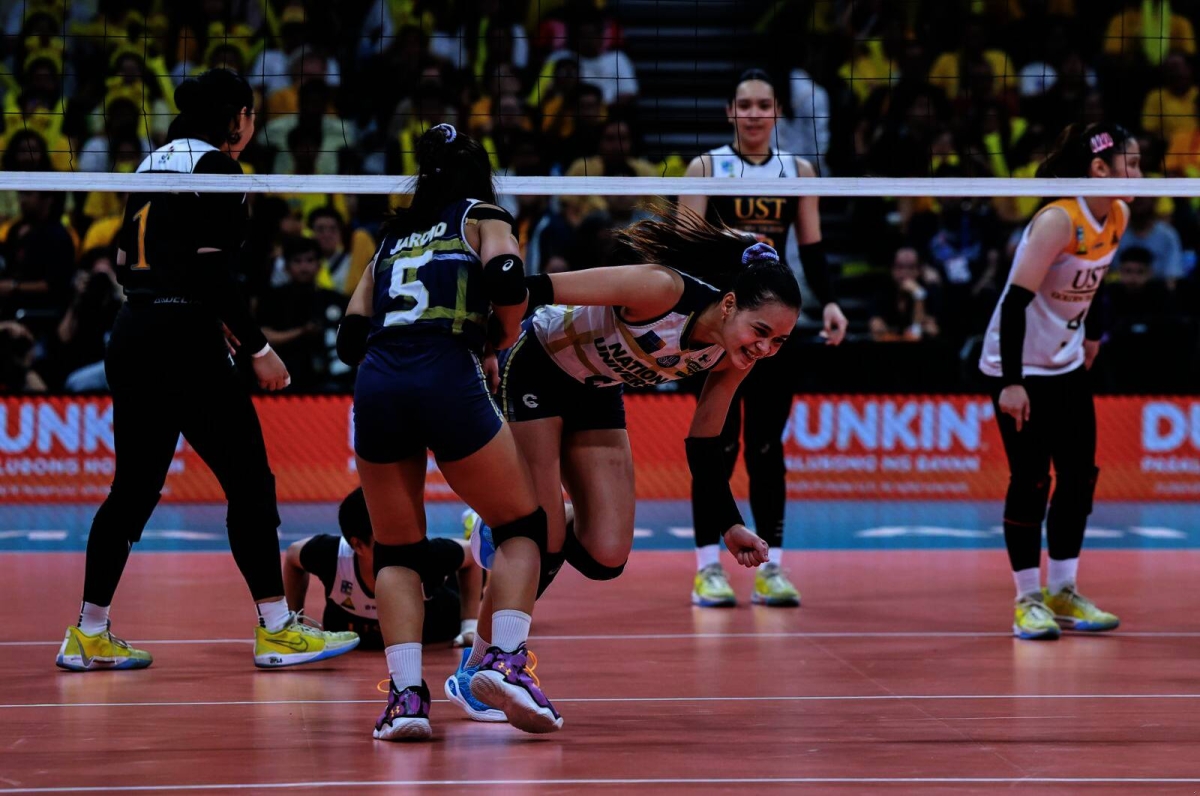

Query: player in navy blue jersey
337,124,559,740
56,69,358,674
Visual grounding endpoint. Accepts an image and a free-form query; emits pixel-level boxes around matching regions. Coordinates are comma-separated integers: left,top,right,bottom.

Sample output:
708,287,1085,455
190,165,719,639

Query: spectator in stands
1118,195,1185,286
0,191,74,323
249,2,341,99
869,246,941,341
563,118,659,226
916,193,1003,337
1110,245,1173,317
928,15,1015,100
256,237,348,391
428,0,529,81
308,206,377,296
46,248,124,392
0,130,52,223
0,320,46,392
552,82,607,169
263,79,354,176
1103,0,1195,65
1142,50,1198,146
540,8,638,107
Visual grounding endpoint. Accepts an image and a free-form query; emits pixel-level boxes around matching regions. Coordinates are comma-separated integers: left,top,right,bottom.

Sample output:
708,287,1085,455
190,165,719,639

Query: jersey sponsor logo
594,338,670,387
390,222,449,254
657,355,681,367
523,393,539,408
340,579,354,595
340,597,355,610
1075,226,1087,254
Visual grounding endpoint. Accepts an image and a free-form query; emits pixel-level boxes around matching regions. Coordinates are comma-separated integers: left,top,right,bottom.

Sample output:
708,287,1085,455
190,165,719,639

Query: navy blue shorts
498,330,626,433
353,335,503,464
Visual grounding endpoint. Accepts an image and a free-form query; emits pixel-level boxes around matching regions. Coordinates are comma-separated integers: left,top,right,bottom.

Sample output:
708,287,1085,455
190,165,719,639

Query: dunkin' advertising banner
1,395,1198,502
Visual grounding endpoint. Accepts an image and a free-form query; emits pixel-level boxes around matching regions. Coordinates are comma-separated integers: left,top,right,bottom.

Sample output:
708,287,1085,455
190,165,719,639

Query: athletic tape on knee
489,507,548,553
563,523,626,581
1004,474,1051,526
536,549,567,599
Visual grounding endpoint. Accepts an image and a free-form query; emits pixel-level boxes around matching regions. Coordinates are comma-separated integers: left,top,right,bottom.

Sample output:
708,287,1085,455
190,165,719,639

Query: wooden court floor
2,550,1199,794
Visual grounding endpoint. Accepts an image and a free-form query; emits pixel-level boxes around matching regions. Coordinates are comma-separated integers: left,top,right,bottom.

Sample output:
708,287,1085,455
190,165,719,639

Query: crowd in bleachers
1,0,1198,394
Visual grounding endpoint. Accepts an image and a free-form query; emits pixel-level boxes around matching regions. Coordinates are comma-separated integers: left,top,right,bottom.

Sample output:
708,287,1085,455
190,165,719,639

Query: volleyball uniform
980,198,1127,599
499,270,725,430
703,146,799,250
353,200,504,463
79,138,285,610
298,535,465,648
980,197,1126,379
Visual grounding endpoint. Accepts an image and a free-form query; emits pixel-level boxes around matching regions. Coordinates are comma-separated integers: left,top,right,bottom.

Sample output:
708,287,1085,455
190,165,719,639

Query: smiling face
717,294,799,369
727,79,778,154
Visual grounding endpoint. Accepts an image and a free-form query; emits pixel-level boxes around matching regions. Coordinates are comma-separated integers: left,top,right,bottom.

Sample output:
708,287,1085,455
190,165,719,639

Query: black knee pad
373,537,441,591
1051,466,1100,517
1004,474,1051,526
490,507,548,553
536,549,567,599
564,524,626,581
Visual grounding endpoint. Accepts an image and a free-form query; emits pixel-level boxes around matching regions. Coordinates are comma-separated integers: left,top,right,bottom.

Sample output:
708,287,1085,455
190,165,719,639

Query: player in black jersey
284,488,484,655
681,68,848,608
337,124,559,740
56,69,358,673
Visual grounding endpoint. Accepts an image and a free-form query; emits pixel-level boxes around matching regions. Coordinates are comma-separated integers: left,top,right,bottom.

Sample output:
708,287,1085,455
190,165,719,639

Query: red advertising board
1,395,1198,502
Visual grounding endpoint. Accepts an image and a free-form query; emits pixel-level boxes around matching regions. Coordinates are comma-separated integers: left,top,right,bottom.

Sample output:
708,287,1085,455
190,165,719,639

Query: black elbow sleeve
336,314,372,366
999,285,1036,385
797,240,833,306
483,253,527,306
686,436,744,538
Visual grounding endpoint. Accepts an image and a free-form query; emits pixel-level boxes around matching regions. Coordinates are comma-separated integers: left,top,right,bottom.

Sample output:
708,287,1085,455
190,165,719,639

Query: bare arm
283,538,313,614
1009,206,1073,293
346,257,375,317
678,155,710,219
548,263,683,319
688,362,752,438
478,217,524,349
793,157,821,245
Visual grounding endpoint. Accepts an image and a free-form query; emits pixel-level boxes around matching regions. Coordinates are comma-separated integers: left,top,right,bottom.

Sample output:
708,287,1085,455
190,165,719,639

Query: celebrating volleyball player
337,124,560,740
454,207,792,718
979,122,1140,640
56,69,359,673
679,68,847,607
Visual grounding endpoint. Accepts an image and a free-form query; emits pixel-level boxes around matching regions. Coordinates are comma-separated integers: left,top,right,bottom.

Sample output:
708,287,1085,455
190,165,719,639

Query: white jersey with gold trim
980,197,1127,378
530,271,726,388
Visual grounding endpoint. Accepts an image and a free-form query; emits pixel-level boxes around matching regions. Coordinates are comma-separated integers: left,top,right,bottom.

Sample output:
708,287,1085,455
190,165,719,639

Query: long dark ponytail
617,202,802,311
167,68,254,148
384,123,497,233
1036,122,1133,178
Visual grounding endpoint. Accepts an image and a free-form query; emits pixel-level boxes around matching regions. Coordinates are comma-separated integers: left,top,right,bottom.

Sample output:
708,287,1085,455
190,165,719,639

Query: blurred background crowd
1,0,1198,395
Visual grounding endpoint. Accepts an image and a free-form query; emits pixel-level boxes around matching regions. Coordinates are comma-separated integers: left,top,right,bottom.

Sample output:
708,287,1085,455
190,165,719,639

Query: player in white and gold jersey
979,122,1140,641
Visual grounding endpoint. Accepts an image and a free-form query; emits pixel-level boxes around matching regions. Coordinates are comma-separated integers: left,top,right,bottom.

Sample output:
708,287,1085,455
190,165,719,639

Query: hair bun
742,241,780,265
174,78,206,114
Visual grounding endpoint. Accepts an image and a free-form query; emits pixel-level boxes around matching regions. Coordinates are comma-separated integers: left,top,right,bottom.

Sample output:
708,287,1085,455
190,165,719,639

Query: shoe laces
524,649,540,688
1017,595,1054,622
286,611,327,637
700,565,730,590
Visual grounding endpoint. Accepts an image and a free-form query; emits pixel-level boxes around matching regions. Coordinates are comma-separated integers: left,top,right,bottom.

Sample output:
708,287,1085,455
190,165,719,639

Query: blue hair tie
742,242,780,265
431,123,457,143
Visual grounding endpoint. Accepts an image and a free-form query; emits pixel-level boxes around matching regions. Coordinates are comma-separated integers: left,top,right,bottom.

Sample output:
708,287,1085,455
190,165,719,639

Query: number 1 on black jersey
131,201,152,270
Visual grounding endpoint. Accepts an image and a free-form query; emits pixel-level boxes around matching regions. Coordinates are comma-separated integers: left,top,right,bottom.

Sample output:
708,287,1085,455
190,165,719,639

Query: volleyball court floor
2,500,1199,794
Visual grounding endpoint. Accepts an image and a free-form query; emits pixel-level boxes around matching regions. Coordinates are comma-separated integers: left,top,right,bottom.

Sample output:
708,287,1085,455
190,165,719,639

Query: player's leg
433,345,561,733
357,453,438,740
692,378,742,607
58,320,173,671
740,354,800,607
991,377,1059,640
181,355,358,668
1043,369,1117,631
559,421,636,585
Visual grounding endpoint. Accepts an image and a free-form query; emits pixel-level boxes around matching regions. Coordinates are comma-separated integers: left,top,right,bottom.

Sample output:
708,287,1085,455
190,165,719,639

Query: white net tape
0,174,1188,197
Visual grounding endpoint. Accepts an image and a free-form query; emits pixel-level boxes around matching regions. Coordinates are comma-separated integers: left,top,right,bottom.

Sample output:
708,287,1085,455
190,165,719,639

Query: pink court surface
2,549,1200,794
